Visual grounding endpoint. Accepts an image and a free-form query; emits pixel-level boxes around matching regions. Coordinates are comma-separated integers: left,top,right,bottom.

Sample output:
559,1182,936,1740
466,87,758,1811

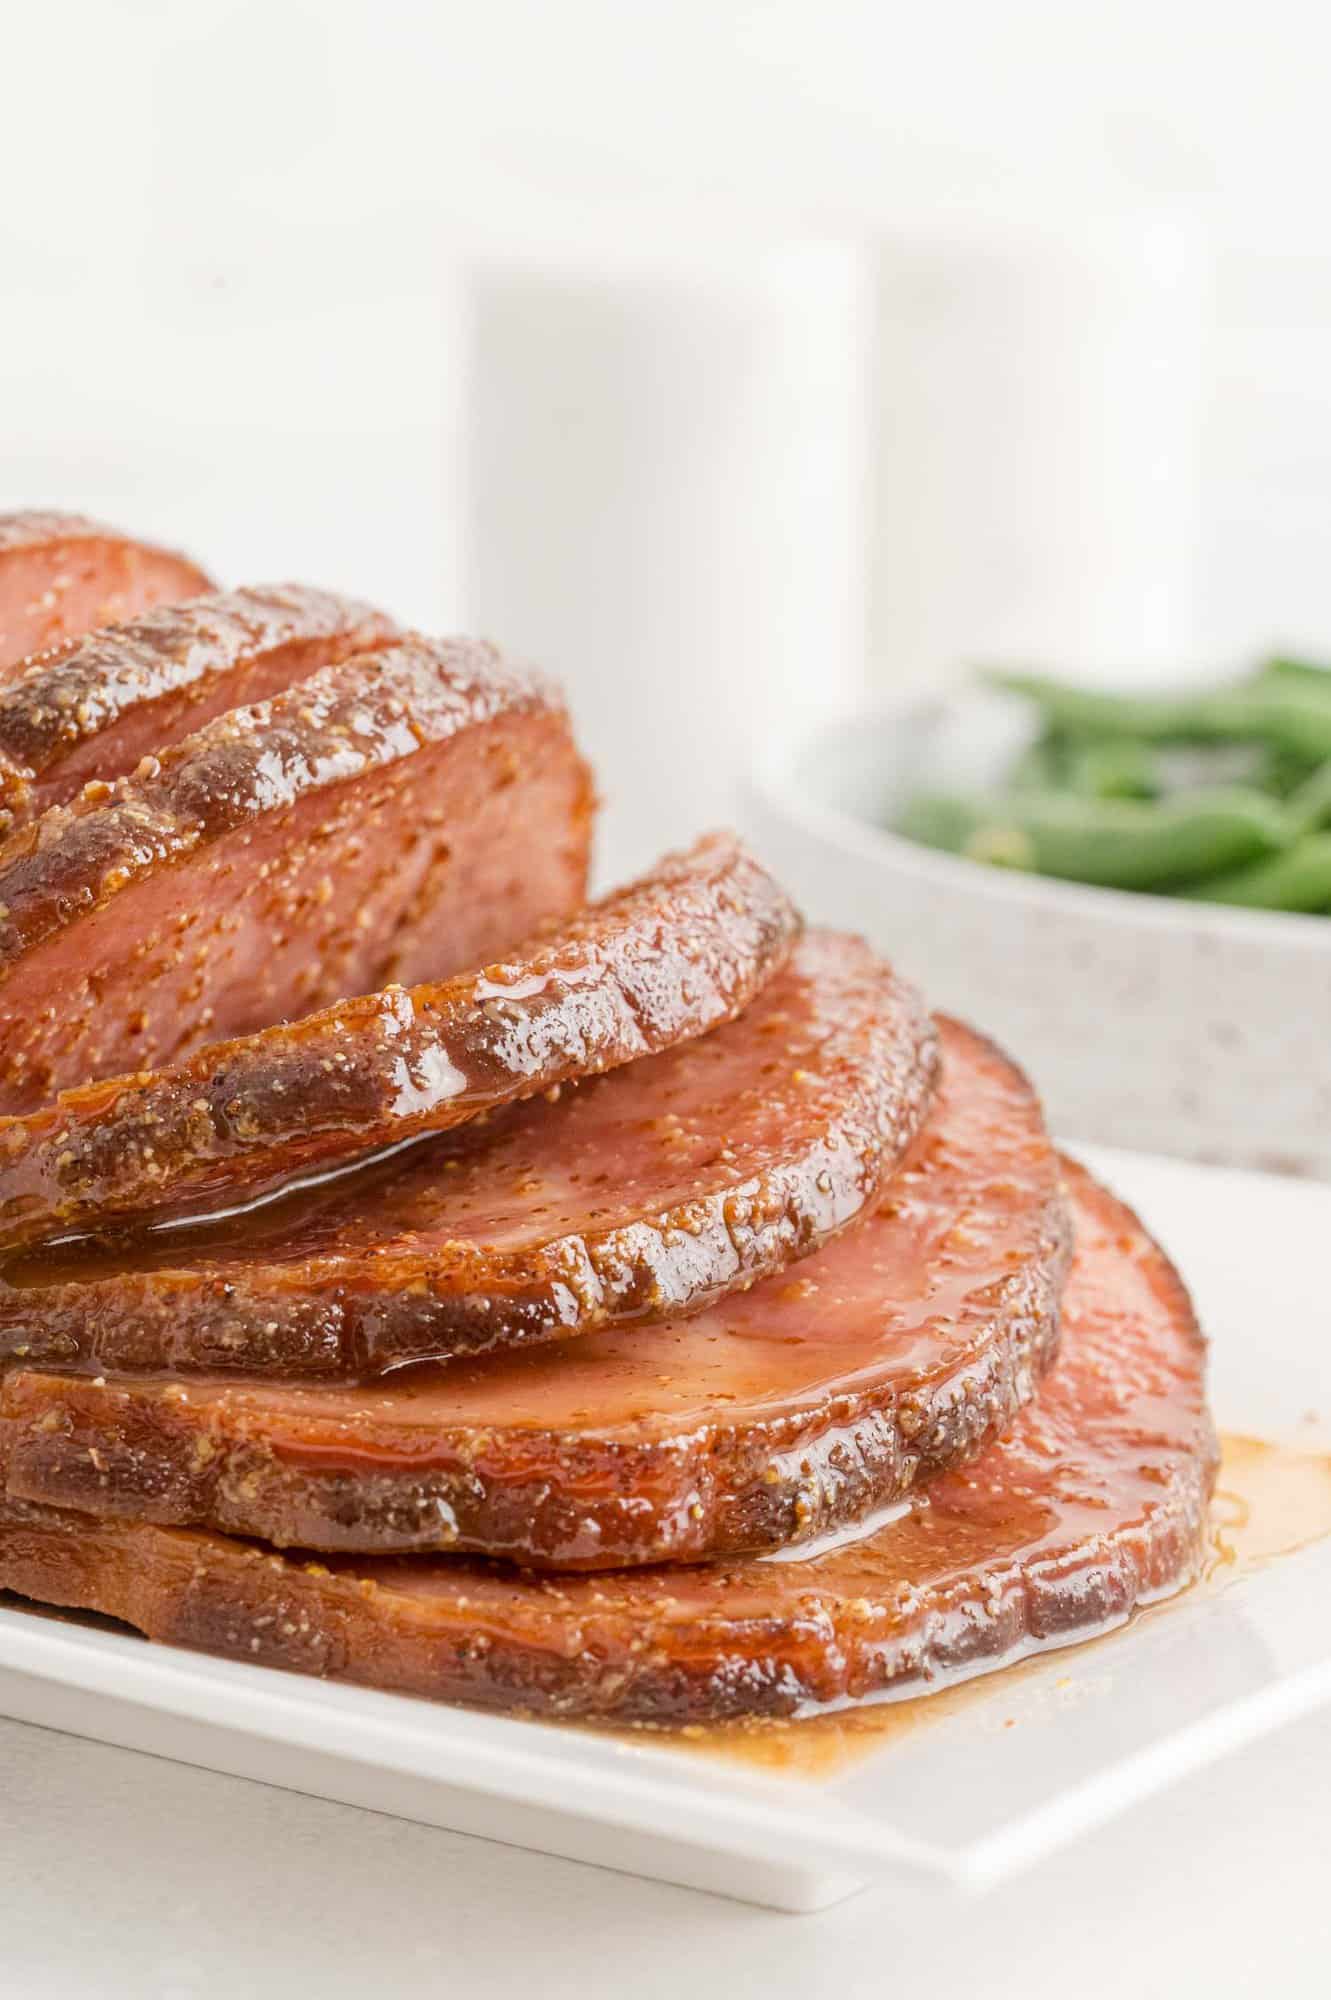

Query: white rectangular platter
1,1142,1329,1913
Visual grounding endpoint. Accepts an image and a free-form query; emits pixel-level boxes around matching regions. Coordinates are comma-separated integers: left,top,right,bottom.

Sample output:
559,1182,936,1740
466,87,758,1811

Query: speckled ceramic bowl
744,690,1331,1177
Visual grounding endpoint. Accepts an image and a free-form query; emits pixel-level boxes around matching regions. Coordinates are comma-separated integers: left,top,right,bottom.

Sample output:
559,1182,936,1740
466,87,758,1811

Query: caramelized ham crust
0,1160,1215,1722
0,637,593,1113
0,585,396,836
0,1018,1064,1566
0,834,801,1249
0,931,932,1376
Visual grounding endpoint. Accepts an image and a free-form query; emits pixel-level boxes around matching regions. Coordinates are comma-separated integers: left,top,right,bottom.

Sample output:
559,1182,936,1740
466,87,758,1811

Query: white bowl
744,690,1331,1177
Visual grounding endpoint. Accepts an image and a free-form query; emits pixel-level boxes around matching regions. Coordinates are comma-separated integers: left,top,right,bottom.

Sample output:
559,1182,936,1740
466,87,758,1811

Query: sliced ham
0,585,396,835
0,1160,1215,1723
0,512,213,671
0,637,593,1114
0,929,931,1376
0,833,801,1250
0,1017,1064,1565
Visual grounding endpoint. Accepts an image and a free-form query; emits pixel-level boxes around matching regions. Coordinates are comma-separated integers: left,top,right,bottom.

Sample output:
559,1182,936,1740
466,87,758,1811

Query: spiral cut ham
0,507,1219,1737
0,833,802,1251
0,637,593,1114
0,929,933,1380
0,1162,1216,1723
0,1019,1061,1566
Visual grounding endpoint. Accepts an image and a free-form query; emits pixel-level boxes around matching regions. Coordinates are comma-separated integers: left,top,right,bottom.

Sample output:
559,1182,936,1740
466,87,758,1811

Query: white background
6,0,1331,659
4,8,1331,1992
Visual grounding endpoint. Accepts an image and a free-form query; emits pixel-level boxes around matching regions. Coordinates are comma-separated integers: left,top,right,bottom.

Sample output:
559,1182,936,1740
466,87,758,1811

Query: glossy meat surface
0,585,395,835
0,833,800,1249
0,637,593,1112
0,1017,1064,1565
0,1161,1215,1723
0,512,212,671
0,931,932,1378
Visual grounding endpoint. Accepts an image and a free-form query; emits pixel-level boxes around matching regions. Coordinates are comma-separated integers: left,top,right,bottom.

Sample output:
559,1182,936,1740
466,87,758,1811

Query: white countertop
4,1697,1329,2000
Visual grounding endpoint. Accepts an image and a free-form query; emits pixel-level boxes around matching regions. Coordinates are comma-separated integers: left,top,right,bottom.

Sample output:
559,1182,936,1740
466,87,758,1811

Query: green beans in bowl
898,658,1331,912
745,677,1331,1174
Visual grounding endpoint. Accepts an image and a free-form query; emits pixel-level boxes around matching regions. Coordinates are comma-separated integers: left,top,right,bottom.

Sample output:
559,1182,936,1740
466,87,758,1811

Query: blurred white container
869,212,1212,688
461,240,872,880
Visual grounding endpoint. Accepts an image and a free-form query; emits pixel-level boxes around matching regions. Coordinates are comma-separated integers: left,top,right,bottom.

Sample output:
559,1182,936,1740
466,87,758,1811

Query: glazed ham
0,512,212,671
0,508,1219,1737
0,637,593,1113
0,1018,1064,1565
0,1162,1216,1723
0,930,933,1376
0,833,802,1249
0,585,396,836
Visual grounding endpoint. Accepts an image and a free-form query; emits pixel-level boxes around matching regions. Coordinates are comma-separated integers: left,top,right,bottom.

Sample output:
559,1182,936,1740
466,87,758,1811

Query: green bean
1060,736,1158,800
1284,758,1331,835
1256,743,1324,798
1186,833,1331,911
896,785,1290,891
1007,733,1069,792
1257,654,1331,689
985,668,1331,760
1008,731,1157,799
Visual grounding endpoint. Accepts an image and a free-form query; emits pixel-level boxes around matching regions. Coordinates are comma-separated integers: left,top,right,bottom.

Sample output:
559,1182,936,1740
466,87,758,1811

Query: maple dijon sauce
675,1432,1331,1778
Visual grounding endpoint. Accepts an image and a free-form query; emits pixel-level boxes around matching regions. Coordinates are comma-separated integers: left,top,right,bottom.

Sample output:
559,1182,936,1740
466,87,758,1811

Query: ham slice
0,512,212,671
0,1017,1064,1566
0,637,593,1114
0,585,396,836
0,833,801,1250
0,1159,1215,1723
0,929,931,1376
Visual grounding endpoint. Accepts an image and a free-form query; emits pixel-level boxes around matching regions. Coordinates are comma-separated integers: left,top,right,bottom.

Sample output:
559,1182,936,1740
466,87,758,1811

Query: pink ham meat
0,636,593,1114
0,930,933,1376
0,512,213,671
0,1160,1216,1723
0,585,397,836
0,833,802,1249
0,1017,1065,1565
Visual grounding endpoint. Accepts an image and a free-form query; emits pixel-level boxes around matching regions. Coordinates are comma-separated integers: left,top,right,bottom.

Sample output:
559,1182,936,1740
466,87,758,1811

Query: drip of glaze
4,1432,1328,1768
677,1431,1331,1777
